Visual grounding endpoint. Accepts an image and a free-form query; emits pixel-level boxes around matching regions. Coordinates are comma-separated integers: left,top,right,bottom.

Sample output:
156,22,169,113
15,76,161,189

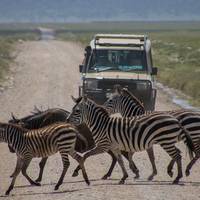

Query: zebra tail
181,127,195,160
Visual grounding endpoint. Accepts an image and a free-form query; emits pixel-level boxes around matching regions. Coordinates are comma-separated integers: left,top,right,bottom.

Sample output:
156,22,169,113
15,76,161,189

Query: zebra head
68,96,85,125
103,84,123,115
104,94,120,115
69,95,110,126
105,84,145,117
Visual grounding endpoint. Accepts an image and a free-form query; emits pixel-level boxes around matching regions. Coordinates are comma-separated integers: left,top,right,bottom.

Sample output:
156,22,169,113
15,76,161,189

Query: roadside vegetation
55,21,200,106
0,26,39,85
0,22,200,106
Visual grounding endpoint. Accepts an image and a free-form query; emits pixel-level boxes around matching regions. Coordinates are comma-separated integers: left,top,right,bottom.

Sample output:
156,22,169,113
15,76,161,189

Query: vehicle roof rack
95,34,147,40
94,34,148,48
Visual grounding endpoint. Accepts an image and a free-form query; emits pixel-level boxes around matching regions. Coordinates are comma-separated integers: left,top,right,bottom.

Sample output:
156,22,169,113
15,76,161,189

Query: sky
0,0,199,22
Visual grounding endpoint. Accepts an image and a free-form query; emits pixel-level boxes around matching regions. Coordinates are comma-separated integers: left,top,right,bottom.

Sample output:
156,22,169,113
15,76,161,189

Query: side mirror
79,64,84,73
152,67,158,75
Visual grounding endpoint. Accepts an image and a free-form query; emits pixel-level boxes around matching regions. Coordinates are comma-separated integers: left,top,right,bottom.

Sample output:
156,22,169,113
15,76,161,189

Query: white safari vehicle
79,34,157,111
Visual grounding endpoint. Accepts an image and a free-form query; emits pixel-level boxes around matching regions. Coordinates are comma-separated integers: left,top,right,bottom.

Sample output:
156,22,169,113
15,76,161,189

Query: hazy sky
0,0,199,22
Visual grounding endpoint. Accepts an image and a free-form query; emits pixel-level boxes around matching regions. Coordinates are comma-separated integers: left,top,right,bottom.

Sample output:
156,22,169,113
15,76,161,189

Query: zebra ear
11,112,18,121
121,87,128,93
71,95,78,103
71,96,83,103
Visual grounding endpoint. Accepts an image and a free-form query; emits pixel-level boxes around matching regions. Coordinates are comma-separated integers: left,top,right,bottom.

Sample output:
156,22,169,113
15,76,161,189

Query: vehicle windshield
88,49,147,72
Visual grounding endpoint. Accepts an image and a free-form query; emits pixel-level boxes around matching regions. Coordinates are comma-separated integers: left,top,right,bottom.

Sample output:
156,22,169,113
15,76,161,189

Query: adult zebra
68,96,195,185
9,107,95,183
0,122,90,195
10,108,132,181
103,85,200,179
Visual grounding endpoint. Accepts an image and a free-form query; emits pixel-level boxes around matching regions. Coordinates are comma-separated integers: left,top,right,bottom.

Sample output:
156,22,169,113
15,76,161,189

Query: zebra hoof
54,185,59,191
185,169,190,177
5,186,13,196
167,171,173,178
31,181,41,186
172,178,180,184
134,173,140,179
172,180,179,184
147,175,154,181
101,174,109,180
118,179,125,184
72,171,79,177
86,179,90,186
5,190,10,196
35,178,42,183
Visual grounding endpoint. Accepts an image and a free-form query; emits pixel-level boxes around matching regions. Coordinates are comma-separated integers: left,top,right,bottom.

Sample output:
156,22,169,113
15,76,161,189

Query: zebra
103,85,200,179
9,107,95,183
9,108,131,181
0,122,90,195
68,96,195,185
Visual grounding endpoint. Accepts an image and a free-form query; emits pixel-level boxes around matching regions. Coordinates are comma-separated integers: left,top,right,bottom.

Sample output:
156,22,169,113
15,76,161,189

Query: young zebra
0,122,90,195
68,96,195,185
8,108,94,183
103,85,200,179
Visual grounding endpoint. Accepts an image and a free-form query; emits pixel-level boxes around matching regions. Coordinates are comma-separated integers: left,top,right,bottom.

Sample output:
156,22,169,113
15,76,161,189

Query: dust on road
0,40,199,200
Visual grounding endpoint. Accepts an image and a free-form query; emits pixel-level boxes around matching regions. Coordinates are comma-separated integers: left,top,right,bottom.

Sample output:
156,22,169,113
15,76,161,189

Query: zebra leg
5,157,23,195
146,147,157,181
72,145,106,177
161,145,183,184
185,142,200,176
35,157,48,182
70,151,90,185
127,152,139,179
101,150,117,180
167,158,176,177
173,155,183,184
185,155,200,176
54,154,70,190
10,156,20,178
166,148,181,178
111,150,128,184
21,158,41,186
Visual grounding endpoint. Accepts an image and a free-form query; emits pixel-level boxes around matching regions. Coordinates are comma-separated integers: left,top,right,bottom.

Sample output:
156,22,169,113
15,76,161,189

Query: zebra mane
5,122,28,132
87,98,110,116
31,106,43,115
121,88,145,109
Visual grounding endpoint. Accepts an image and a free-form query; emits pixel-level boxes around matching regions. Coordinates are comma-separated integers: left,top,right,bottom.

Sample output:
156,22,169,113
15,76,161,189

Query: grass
55,21,200,107
150,31,200,106
0,22,199,106
0,27,39,85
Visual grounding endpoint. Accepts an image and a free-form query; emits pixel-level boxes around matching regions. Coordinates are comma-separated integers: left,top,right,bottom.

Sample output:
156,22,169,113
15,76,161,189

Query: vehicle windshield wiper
94,66,118,72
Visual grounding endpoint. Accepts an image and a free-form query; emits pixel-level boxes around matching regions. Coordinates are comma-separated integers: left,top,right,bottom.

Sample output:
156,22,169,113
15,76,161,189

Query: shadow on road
1,179,200,198
92,179,200,187
0,188,90,198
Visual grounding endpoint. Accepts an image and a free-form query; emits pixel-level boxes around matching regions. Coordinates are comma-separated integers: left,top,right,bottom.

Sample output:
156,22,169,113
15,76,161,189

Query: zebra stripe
104,86,200,177
0,122,89,195
8,108,94,183
69,96,195,184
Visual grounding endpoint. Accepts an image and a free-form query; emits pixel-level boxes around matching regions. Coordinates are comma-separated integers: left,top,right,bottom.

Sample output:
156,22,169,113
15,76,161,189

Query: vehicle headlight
85,79,98,89
136,82,148,90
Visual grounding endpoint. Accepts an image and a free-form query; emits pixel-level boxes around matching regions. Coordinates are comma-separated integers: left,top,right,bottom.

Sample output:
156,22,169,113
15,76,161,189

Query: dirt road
0,40,199,199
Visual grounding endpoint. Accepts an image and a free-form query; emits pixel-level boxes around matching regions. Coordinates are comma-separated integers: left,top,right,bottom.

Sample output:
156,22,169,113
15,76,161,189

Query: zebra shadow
0,188,90,198
92,179,200,187
14,178,101,189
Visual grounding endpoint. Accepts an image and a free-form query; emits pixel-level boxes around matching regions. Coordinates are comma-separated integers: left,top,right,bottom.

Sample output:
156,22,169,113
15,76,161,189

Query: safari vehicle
79,34,157,111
